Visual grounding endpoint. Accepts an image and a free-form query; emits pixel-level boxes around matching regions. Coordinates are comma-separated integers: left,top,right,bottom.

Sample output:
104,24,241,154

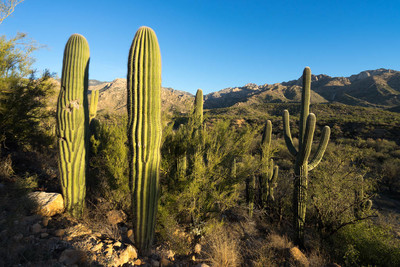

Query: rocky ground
0,185,208,267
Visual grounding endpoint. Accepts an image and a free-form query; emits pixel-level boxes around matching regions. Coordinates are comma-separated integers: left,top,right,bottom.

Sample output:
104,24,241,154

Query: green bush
88,115,130,210
333,222,400,266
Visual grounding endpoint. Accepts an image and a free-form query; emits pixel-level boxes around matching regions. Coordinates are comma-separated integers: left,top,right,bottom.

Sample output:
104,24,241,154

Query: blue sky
1,0,400,94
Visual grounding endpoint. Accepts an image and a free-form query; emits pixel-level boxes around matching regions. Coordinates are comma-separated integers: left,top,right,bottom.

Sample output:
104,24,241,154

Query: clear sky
1,0,400,94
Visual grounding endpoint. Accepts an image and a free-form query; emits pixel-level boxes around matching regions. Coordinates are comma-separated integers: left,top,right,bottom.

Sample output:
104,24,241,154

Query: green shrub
88,115,129,210
333,222,400,266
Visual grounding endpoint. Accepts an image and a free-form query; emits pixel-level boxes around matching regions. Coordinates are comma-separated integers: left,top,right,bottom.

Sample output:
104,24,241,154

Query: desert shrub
203,223,241,267
160,118,255,234
0,34,56,152
88,115,130,210
379,158,400,193
332,221,400,266
308,143,375,239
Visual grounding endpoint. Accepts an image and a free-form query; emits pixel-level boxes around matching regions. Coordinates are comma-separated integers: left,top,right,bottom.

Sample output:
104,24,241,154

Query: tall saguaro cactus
127,26,162,254
260,120,279,206
193,89,203,125
282,67,330,246
56,34,90,218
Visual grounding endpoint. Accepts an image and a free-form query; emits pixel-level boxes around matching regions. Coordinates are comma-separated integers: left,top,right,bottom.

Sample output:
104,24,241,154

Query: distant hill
204,68,400,109
51,68,400,115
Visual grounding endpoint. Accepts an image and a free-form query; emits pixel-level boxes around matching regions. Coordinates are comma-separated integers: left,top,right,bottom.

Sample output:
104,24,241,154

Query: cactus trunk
127,26,162,254
56,34,90,218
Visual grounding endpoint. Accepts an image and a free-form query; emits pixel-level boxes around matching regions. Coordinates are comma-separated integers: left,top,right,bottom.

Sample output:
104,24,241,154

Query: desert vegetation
1,4,400,267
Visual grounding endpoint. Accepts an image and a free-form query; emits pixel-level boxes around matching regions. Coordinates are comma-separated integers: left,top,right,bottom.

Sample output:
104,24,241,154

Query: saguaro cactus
89,89,99,122
193,89,203,125
56,34,90,218
354,175,372,219
127,26,162,254
282,67,330,246
260,120,279,206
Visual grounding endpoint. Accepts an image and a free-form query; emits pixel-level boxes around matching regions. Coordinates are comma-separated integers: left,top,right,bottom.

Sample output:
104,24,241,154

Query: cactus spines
193,89,203,125
260,120,279,206
89,89,99,121
282,67,331,246
56,34,90,218
127,26,162,254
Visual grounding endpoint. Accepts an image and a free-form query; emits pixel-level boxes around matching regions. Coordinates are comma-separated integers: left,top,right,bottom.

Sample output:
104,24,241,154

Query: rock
59,249,87,265
151,259,160,267
133,259,142,265
114,241,122,248
194,264,210,267
31,223,42,234
105,245,113,257
42,217,50,227
91,243,103,252
28,191,64,217
54,229,65,237
106,210,126,225
114,244,138,266
289,247,309,267
40,232,49,238
13,233,23,241
194,243,202,254
160,256,171,266
127,229,134,242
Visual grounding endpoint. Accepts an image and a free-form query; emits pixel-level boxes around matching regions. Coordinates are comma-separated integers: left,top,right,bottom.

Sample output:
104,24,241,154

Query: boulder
113,244,138,266
289,247,309,267
59,249,87,265
28,192,64,217
106,210,126,225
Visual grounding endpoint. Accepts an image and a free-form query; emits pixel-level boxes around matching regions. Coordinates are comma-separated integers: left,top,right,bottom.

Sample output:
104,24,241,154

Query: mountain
51,68,400,115
204,68,400,109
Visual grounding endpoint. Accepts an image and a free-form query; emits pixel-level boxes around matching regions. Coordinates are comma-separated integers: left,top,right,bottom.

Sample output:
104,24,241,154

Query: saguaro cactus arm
283,110,298,157
297,113,316,166
89,89,99,121
308,126,331,171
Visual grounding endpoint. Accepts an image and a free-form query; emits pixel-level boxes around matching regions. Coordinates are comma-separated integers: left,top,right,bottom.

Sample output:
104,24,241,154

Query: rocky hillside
204,68,400,109
53,68,400,114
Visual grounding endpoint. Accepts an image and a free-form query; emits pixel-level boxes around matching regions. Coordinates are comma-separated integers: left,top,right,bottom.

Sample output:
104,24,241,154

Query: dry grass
203,224,241,267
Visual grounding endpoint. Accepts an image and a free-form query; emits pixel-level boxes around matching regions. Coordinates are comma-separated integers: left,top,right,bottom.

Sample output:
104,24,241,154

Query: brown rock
114,244,138,266
194,243,201,254
42,217,50,227
160,256,172,267
54,229,65,237
28,192,64,217
91,243,103,252
59,249,87,265
105,245,113,257
31,223,42,234
106,210,127,225
133,259,142,265
289,247,309,267
40,232,49,238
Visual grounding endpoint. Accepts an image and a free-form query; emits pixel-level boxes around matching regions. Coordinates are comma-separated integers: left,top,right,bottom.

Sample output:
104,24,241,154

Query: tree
0,33,55,151
0,0,23,24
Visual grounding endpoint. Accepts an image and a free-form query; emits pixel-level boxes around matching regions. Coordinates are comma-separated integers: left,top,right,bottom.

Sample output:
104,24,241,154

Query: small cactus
56,34,90,218
193,89,203,126
127,26,162,254
282,67,330,246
